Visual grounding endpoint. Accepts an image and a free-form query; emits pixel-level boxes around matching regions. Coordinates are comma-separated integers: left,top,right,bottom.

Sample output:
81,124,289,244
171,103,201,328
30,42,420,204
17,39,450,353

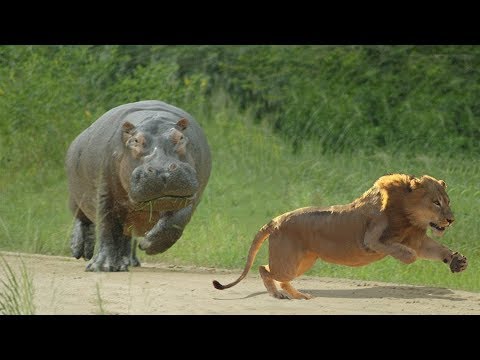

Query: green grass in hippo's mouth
133,195,195,211
131,195,194,223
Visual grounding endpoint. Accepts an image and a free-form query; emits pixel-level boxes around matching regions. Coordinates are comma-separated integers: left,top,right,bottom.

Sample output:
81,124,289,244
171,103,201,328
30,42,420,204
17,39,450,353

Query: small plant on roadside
95,281,107,315
0,256,35,315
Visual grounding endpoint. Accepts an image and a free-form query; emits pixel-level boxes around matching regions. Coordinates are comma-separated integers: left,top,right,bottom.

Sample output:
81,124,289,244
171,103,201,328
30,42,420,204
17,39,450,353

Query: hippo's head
119,117,199,209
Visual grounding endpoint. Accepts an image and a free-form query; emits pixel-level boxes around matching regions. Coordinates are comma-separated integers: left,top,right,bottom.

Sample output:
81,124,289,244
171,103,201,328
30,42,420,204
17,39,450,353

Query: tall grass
0,256,35,315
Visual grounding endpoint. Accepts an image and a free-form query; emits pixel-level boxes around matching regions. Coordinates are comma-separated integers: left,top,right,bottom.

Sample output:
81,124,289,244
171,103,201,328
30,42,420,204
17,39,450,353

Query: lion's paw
272,291,291,300
289,291,313,300
450,252,467,273
298,292,313,300
397,247,417,264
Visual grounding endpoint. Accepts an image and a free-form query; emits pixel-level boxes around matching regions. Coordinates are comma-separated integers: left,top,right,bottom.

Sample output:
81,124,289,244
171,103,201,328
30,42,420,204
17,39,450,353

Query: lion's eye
433,200,441,207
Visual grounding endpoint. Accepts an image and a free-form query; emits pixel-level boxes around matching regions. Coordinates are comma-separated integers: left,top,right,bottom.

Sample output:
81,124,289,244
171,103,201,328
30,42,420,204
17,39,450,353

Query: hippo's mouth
131,194,195,211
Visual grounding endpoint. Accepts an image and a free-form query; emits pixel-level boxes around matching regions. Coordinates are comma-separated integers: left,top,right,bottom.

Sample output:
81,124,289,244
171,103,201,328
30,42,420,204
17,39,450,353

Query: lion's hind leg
259,265,289,299
280,282,313,300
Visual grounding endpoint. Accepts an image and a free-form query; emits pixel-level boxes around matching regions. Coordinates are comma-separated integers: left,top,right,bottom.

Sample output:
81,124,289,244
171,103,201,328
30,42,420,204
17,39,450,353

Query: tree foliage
1,45,479,165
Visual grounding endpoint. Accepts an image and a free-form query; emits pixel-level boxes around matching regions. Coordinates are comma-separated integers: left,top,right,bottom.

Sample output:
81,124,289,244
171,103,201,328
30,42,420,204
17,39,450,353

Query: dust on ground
1,251,479,315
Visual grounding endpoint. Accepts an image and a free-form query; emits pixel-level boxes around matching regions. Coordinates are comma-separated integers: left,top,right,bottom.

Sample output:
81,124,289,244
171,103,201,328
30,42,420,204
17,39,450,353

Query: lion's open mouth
430,222,446,232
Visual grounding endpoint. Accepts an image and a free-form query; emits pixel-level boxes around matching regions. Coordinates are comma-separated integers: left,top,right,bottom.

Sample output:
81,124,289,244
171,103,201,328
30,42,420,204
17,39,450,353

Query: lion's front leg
414,235,468,273
373,242,417,264
363,216,417,264
362,215,388,252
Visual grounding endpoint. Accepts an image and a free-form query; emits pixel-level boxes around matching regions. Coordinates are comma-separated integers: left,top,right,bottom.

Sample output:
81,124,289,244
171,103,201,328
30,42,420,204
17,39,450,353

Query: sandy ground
1,251,479,315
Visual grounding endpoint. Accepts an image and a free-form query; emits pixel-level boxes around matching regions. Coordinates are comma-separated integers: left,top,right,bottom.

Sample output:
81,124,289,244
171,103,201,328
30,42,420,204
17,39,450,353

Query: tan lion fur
213,173,467,299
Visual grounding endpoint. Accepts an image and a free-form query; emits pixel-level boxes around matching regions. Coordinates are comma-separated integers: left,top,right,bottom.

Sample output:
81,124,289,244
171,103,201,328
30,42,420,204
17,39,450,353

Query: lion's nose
447,218,454,225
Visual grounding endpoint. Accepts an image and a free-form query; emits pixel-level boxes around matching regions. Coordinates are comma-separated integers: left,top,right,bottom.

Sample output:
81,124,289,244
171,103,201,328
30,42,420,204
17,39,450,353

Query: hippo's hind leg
70,210,95,261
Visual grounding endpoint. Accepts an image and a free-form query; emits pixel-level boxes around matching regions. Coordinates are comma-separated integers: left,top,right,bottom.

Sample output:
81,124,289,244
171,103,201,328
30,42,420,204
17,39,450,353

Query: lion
212,173,468,300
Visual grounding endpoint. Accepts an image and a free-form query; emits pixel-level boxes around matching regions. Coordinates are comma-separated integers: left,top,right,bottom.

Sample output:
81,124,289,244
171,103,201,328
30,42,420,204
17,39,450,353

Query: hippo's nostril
134,171,141,181
147,166,155,174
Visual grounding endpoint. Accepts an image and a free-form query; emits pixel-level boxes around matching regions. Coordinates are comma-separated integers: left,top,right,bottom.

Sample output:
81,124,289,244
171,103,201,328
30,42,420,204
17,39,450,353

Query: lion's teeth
430,222,445,231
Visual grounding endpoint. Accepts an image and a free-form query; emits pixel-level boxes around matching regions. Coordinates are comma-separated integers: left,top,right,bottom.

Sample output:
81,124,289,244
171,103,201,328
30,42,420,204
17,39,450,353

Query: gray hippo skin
65,100,211,271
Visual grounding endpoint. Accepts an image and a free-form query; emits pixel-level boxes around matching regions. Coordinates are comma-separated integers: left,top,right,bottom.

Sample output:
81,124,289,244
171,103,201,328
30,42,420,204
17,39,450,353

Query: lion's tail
212,221,275,290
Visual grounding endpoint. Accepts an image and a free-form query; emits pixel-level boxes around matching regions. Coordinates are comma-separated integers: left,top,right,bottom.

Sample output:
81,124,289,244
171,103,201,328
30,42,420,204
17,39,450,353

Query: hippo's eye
128,138,138,146
433,200,441,207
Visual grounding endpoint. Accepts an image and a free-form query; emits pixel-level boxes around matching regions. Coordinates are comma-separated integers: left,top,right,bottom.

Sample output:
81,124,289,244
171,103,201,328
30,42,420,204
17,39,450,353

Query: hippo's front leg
86,219,131,271
138,204,194,254
86,185,131,272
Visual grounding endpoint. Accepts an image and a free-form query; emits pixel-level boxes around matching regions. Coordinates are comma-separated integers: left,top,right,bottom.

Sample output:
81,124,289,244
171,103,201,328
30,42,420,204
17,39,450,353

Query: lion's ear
408,177,421,192
438,180,447,188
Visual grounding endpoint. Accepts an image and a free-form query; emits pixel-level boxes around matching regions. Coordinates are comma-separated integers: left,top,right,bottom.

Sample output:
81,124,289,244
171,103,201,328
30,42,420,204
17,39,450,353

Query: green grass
1,93,479,292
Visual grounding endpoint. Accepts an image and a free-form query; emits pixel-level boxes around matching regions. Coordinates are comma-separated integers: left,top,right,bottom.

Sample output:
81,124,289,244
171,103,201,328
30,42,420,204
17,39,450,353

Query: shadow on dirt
303,285,464,301
226,285,465,301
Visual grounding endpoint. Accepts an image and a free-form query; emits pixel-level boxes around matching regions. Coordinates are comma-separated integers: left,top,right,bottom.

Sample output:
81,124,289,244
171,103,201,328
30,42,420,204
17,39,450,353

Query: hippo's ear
438,179,447,188
122,122,136,143
176,118,188,131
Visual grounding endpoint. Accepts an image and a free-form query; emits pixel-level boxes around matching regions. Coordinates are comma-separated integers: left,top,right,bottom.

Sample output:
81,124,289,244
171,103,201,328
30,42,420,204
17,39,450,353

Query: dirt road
1,251,479,315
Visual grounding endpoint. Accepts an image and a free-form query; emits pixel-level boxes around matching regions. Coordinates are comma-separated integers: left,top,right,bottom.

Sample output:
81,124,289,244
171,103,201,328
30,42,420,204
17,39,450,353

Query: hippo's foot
139,225,183,255
138,205,192,255
85,250,130,272
71,219,95,260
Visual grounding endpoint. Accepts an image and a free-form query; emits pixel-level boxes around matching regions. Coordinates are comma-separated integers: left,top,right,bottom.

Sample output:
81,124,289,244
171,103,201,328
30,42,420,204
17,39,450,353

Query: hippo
65,100,211,271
